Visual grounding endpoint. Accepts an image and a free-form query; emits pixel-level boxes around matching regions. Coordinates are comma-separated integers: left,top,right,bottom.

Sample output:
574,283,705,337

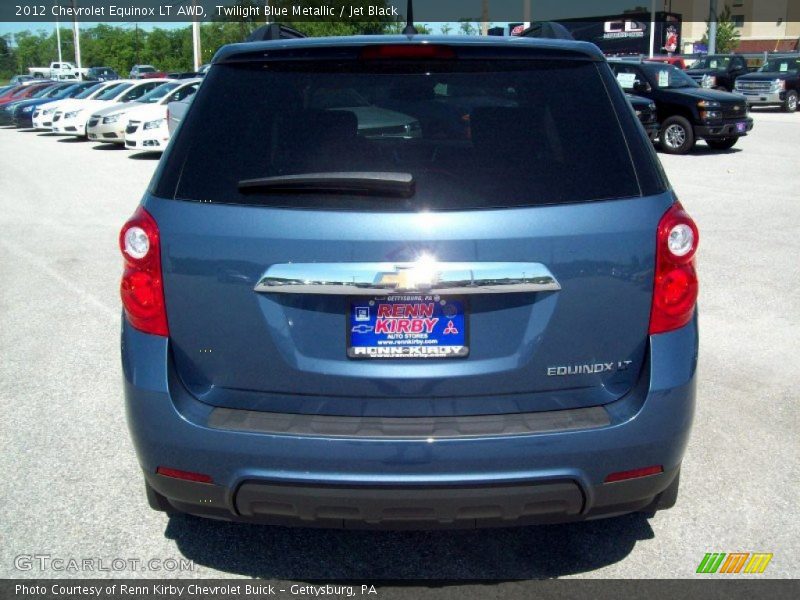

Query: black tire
783,90,798,113
706,137,739,150
659,116,695,154
653,469,681,511
145,480,178,515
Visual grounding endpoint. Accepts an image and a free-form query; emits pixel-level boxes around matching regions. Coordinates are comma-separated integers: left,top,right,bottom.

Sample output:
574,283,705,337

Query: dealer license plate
348,295,468,359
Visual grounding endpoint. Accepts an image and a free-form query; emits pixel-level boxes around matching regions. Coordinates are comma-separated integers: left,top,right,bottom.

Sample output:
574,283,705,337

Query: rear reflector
360,44,456,60
604,465,663,483
156,467,213,484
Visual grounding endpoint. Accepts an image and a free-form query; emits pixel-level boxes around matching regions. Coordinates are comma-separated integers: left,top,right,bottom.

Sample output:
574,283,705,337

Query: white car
53,79,170,138
88,80,192,145
31,82,109,130
124,79,201,152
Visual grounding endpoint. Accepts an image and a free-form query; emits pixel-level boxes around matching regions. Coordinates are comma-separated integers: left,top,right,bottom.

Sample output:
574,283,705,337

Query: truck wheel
706,137,738,150
784,91,798,113
660,116,695,154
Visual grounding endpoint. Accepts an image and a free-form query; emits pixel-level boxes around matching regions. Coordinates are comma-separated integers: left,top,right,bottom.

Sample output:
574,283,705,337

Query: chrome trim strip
254,262,561,295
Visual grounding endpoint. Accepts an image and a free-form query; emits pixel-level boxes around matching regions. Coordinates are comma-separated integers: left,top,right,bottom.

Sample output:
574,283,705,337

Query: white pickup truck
28,62,88,80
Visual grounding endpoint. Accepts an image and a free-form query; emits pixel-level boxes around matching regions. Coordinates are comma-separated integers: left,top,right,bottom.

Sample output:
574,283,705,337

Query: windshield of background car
693,57,731,69
42,85,69,98
760,58,800,72
642,64,698,89
30,86,57,98
96,83,132,100
157,59,646,210
139,82,180,103
138,66,156,73
75,83,104,99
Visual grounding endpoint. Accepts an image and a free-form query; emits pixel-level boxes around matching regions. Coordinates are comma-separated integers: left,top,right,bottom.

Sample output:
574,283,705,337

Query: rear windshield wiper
237,172,415,198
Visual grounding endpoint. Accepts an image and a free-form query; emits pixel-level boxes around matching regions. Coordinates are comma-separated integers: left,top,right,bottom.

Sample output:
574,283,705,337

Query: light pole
192,0,201,71
70,0,82,78
708,0,718,54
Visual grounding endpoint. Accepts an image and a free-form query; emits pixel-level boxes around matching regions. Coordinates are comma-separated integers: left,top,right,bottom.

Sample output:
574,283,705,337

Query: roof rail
245,23,307,42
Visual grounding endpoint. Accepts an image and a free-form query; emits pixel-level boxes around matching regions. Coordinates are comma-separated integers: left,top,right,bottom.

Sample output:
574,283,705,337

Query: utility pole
648,0,656,58
135,23,139,66
192,2,202,72
481,0,489,36
523,0,531,29
70,0,82,78
708,0,718,54
55,11,62,64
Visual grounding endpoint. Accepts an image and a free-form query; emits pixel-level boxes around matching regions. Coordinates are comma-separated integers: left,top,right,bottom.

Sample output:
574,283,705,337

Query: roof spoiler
246,23,307,42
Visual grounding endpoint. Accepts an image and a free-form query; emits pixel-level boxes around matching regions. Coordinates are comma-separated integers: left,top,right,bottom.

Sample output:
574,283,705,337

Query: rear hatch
147,40,671,417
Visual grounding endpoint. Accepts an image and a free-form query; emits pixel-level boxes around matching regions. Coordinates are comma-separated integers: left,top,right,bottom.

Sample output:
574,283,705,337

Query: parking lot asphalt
0,115,798,581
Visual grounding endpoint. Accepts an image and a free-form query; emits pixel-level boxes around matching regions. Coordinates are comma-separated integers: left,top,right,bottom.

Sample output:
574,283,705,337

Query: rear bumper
123,315,697,528
695,117,753,139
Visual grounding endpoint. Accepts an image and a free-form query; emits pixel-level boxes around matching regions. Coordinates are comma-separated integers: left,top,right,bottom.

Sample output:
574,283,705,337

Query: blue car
121,34,699,528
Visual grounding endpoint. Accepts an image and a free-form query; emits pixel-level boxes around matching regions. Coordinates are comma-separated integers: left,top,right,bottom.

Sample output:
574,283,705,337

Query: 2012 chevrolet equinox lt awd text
121,35,699,529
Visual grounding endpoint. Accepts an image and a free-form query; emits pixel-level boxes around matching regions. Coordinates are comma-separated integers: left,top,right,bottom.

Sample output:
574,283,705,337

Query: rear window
157,58,645,210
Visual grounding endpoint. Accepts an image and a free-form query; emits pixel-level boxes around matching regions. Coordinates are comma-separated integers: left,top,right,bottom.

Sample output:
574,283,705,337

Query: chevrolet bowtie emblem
376,266,438,291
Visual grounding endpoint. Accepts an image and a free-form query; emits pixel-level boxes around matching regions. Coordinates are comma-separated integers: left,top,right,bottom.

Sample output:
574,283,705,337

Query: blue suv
121,34,699,528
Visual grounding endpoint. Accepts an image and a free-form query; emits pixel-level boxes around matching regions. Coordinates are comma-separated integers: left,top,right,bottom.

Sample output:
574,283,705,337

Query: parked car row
4,52,792,160
1,77,201,153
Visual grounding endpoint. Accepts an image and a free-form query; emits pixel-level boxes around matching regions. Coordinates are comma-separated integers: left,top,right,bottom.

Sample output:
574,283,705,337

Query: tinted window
639,64,698,89
122,82,159,101
75,83,104,99
760,58,800,72
139,82,179,103
158,60,643,210
96,83,131,100
165,83,199,103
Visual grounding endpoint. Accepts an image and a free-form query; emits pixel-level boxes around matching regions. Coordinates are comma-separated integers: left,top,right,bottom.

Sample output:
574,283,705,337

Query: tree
439,24,453,35
701,5,741,53
0,34,16,80
459,19,477,36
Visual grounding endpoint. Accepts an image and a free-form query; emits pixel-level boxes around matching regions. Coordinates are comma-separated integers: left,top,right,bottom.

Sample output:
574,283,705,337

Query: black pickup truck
734,56,799,112
685,55,749,91
627,94,659,141
609,60,752,154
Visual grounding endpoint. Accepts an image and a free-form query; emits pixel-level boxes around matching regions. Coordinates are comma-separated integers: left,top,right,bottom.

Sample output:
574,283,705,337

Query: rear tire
783,90,798,113
641,468,681,513
145,480,178,515
659,116,695,154
652,469,680,510
706,137,739,150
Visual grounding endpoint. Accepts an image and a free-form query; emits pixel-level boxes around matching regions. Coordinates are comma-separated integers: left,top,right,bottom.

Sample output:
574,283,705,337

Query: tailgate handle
254,261,561,296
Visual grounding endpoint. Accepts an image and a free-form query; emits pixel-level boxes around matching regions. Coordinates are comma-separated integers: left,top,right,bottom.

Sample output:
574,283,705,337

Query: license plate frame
347,295,469,360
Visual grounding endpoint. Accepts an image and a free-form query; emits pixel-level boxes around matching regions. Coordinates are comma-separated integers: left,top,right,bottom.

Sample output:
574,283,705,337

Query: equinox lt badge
547,360,633,376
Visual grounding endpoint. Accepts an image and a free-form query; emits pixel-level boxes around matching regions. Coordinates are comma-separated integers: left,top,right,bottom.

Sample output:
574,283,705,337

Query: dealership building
669,0,800,52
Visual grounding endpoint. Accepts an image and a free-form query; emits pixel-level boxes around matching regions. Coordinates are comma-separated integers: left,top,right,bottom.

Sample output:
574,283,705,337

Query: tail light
649,202,699,335
119,206,168,336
